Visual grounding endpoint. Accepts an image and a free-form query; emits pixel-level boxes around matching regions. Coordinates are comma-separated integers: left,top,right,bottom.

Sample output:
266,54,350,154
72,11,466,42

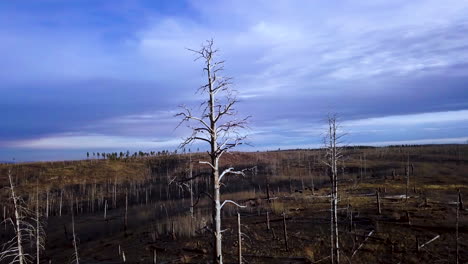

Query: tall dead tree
34,186,45,264
176,40,249,264
71,200,79,264
1,170,44,264
406,154,410,201
323,114,344,264
456,190,461,264
0,170,34,264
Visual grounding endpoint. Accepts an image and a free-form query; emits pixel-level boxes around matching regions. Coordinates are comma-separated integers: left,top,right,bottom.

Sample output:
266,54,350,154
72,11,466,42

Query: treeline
86,148,200,160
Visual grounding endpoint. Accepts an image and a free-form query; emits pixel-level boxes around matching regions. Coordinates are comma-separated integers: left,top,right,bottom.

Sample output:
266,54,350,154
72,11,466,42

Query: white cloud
2,0,468,160
350,137,468,146
8,134,180,150
344,110,468,127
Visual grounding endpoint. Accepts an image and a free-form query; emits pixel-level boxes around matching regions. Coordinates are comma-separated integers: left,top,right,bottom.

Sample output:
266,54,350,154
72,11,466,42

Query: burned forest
1,144,467,263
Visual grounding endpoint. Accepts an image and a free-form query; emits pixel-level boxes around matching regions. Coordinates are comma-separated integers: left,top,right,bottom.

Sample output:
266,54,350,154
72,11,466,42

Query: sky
1,0,468,161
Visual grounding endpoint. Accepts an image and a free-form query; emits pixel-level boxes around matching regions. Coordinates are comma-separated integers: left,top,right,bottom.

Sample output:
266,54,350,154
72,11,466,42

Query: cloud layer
1,0,468,160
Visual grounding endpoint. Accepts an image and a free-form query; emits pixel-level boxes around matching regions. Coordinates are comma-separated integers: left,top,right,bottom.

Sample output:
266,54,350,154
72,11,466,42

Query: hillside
0,144,467,263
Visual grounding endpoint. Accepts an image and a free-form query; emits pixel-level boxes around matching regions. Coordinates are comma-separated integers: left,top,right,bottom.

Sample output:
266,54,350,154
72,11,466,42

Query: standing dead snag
0,170,42,264
456,190,461,264
376,190,381,215
237,213,242,264
1,170,27,264
406,154,410,201
322,114,345,264
34,186,46,264
282,211,289,252
71,200,80,264
176,40,249,264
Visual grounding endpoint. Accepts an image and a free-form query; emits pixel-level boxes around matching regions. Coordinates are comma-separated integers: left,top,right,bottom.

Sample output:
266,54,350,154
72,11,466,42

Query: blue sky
1,0,468,161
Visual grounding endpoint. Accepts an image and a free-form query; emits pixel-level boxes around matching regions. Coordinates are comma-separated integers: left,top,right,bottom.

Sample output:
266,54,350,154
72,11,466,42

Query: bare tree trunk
177,40,249,264
266,211,270,231
213,167,222,263
8,171,25,264
364,152,367,179
190,160,194,218
376,190,381,215
332,122,339,264
71,201,79,264
330,189,334,264
308,161,314,195
104,200,107,220
124,191,128,232
459,189,464,210
360,154,363,183
325,116,341,264
205,48,223,264
406,155,410,201
282,211,289,251
333,178,339,263
44,190,50,218
36,187,40,264
237,213,242,264
266,176,271,202
59,190,63,217
456,191,460,264
3,205,6,231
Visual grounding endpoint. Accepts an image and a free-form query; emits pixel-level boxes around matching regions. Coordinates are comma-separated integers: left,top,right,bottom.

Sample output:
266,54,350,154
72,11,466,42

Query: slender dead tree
34,187,45,264
176,40,250,264
237,213,242,264
406,154,410,201
323,114,345,264
70,200,79,264
456,190,460,264
1,170,37,264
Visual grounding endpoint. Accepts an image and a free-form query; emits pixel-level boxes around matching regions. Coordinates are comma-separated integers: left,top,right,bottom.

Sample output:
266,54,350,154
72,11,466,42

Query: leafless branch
221,200,246,209
351,230,374,258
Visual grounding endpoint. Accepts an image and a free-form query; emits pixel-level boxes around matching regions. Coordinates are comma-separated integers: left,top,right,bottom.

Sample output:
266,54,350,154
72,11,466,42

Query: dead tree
308,161,315,195
323,114,345,264
376,190,381,215
282,211,289,251
237,213,242,264
406,154,410,201
34,187,45,264
456,190,460,264
71,200,79,264
176,40,250,264
0,170,36,264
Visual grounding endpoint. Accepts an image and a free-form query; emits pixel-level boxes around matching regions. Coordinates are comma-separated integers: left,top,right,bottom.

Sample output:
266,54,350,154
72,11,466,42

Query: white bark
1,170,45,264
36,188,40,264
176,40,249,264
456,192,460,264
71,202,79,264
323,115,343,264
237,213,242,264
351,230,374,258
418,235,440,250
8,170,26,264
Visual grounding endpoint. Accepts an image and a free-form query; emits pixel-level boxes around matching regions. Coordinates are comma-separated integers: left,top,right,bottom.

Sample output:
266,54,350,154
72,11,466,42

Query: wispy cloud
350,137,468,146
1,0,468,159
7,133,180,150
344,110,468,127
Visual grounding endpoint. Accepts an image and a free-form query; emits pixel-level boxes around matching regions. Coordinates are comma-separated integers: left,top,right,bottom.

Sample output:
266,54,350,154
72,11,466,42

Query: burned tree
176,40,249,264
323,114,345,264
0,170,43,264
